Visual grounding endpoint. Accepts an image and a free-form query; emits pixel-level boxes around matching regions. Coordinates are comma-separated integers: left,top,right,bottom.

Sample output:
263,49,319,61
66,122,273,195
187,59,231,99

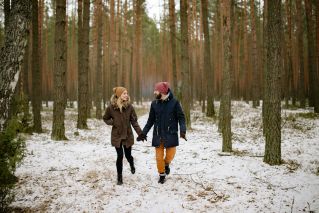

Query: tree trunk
201,0,215,117
243,0,250,102
264,0,282,165
83,0,90,118
0,0,31,132
22,36,30,118
4,0,11,37
169,0,177,91
31,0,42,133
305,0,319,112
262,0,268,136
296,0,306,108
285,0,293,108
77,0,88,129
250,0,260,107
180,0,191,128
133,0,143,104
110,0,118,92
95,0,103,119
51,0,67,140
221,0,232,152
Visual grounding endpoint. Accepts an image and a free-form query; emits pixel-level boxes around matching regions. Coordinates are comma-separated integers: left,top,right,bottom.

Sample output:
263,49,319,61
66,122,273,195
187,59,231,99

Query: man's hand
180,132,187,141
137,133,147,141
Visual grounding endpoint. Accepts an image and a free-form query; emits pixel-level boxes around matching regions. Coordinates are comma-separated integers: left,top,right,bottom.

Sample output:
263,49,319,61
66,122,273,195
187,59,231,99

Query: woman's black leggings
115,143,133,175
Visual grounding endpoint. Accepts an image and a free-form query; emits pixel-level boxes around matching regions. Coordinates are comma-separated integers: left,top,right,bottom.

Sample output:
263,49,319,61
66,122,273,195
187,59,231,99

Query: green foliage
0,93,28,212
296,112,319,119
0,116,26,212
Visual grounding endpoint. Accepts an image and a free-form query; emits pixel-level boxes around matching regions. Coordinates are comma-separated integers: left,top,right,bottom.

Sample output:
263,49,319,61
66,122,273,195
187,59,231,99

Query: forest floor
11,101,319,213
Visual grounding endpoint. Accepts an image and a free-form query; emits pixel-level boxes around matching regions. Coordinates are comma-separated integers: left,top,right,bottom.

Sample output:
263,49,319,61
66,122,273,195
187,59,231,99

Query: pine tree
51,0,67,140
221,0,233,152
296,0,306,108
201,0,215,117
305,0,319,112
264,0,282,165
0,1,31,131
180,0,191,128
169,0,177,91
95,0,103,119
31,0,42,133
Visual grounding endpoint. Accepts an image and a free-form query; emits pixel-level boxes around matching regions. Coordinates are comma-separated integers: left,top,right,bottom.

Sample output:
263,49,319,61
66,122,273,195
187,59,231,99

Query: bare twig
189,174,219,196
290,196,294,213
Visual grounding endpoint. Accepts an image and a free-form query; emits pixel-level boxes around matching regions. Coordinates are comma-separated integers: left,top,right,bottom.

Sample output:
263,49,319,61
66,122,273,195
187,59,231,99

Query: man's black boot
165,164,170,175
158,173,166,184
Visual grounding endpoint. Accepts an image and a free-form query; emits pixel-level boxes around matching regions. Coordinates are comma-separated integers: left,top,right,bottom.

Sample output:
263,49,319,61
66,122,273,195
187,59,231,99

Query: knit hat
113,87,127,97
154,82,170,95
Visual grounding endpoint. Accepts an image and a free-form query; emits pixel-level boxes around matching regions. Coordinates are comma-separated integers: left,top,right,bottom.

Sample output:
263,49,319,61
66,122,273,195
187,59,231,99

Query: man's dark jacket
142,91,186,148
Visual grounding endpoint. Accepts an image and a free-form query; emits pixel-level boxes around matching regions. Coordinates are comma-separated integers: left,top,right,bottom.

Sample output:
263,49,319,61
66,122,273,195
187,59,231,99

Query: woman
103,87,145,185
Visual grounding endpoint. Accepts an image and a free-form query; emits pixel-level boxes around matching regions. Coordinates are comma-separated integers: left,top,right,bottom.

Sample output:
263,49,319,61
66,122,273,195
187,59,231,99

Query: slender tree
220,0,233,152
110,0,117,90
243,0,250,102
250,0,260,107
180,0,191,128
32,0,42,133
305,0,319,112
169,0,177,91
77,0,87,128
51,0,67,140
82,0,90,118
201,0,215,117
296,0,305,108
285,0,293,108
264,0,282,165
133,0,143,103
95,0,103,119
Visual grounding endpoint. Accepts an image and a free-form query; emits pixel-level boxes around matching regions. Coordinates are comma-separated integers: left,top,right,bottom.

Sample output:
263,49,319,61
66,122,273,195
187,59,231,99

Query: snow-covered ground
11,101,319,212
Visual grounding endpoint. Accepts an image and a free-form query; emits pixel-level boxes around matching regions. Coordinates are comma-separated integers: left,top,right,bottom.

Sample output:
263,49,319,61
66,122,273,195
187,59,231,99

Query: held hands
137,133,147,141
180,132,187,141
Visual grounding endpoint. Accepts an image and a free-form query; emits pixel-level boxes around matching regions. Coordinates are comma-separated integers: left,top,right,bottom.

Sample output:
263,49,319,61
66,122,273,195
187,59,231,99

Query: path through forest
11,102,319,212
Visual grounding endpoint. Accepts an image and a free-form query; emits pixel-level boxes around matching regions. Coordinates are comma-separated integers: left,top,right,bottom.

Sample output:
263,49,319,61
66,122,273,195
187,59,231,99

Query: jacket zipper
157,126,159,135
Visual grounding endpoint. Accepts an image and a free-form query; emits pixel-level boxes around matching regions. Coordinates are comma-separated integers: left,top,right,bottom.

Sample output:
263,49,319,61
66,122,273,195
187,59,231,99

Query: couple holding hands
103,82,187,185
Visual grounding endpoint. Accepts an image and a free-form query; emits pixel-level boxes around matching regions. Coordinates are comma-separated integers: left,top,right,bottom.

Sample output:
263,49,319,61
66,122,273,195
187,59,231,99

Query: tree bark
284,0,293,108
110,0,118,92
250,0,260,107
83,0,90,118
0,0,31,131
180,0,191,128
31,0,42,133
221,0,232,152
201,0,215,117
133,0,143,104
4,0,11,37
296,0,306,108
305,0,319,112
51,0,67,140
77,0,89,129
95,0,103,119
264,0,282,165
169,0,177,91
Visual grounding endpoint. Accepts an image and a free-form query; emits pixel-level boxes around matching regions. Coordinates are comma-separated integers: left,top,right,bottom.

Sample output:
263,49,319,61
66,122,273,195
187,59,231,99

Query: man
138,82,187,184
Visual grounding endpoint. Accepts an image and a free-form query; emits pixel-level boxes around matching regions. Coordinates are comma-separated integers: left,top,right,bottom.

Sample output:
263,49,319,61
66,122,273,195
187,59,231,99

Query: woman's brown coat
103,95,142,148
